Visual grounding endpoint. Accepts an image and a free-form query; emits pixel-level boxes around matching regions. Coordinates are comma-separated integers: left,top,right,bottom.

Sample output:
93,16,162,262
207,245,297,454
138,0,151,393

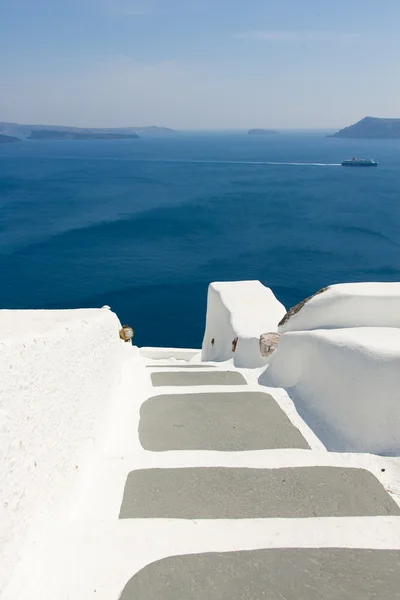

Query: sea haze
1,132,399,347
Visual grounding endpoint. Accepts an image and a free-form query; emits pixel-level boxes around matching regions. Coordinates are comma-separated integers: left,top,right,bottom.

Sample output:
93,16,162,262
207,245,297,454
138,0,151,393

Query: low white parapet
279,282,400,333
201,281,286,368
0,308,125,593
262,326,400,455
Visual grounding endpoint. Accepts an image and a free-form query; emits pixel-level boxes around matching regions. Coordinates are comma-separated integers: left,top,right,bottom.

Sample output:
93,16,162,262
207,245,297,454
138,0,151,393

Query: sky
1,0,400,129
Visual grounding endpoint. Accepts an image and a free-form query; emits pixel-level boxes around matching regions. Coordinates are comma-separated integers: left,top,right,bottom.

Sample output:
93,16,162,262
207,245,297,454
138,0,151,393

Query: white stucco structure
2,280,400,598
2,343,400,600
0,308,125,594
201,281,286,368
279,282,400,333
262,327,400,454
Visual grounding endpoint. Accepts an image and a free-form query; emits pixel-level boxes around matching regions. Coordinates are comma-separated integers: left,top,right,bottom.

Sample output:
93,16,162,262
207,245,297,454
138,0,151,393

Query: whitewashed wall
0,308,124,593
262,326,400,455
202,281,286,368
279,282,400,333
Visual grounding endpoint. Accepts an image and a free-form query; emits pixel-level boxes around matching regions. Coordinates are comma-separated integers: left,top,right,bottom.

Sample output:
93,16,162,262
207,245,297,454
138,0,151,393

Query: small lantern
119,325,134,342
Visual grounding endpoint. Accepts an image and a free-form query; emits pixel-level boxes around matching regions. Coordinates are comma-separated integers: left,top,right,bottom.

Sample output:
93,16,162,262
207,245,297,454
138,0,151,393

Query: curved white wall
279,282,400,333
262,327,400,455
0,308,124,593
202,281,286,368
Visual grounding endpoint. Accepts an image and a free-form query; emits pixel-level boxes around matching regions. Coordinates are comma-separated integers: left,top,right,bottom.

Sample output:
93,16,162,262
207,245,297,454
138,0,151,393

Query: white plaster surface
201,281,286,367
4,282,400,599
140,347,200,361
262,327,400,454
279,282,400,333
7,518,400,600
0,308,125,594
4,348,400,600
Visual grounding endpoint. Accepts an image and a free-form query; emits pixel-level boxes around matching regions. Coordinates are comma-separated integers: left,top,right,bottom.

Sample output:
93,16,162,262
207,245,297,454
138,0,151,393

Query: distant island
0,134,20,143
0,121,176,139
248,129,279,136
28,130,140,140
329,117,400,139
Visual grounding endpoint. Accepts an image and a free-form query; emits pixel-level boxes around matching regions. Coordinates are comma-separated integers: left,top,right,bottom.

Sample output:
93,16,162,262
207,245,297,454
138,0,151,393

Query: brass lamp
119,325,134,342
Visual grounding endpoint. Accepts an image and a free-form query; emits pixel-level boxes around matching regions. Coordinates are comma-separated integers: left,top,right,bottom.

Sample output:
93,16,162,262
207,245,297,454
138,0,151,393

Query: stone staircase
11,349,400,600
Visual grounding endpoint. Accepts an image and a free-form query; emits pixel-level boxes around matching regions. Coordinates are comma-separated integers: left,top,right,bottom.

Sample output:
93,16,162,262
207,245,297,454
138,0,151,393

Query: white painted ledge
201,281,286,368
279,282,400,333
261,326,400,455
0,308,125,594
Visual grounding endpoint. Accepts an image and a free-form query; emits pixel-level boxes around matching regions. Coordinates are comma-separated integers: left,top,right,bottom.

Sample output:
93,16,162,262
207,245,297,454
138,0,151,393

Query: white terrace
2,281,400,599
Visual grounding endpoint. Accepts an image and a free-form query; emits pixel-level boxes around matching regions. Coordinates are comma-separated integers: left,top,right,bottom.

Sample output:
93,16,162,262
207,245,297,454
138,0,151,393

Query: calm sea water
1,132,400,347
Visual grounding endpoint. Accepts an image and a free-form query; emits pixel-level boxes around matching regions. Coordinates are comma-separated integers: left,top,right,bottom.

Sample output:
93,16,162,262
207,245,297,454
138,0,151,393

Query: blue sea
1,132,400,348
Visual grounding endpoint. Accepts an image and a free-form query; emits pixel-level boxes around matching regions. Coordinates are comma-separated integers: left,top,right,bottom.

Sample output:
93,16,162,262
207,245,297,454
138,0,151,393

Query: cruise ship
341,158,378,167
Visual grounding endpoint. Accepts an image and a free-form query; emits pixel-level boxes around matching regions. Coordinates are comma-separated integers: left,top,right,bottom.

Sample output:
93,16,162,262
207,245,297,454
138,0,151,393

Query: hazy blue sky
1,0,400,128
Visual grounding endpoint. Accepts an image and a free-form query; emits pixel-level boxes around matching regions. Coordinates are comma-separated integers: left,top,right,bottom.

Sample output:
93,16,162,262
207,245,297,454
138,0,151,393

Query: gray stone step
139,392,309,451
119,548,400,600
151,371,246,387
119,467,400,519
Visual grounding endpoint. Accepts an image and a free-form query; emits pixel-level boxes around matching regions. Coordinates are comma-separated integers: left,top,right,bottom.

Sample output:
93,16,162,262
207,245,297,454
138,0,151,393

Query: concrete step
146,364,216,369
14,518,400,600
139,391,310,451
120,547,400,600
150,370,247,387
119,466,400,519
